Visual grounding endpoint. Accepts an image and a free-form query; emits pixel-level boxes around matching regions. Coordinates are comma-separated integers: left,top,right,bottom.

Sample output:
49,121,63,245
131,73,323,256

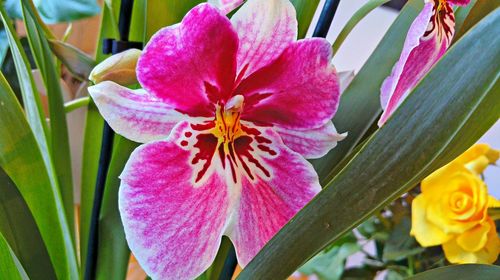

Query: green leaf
21,0,75,238
311,0,424,183
79,2,119,274
454,1,500,43
238,9,500,279
299,242,360,280
290,0,320,39
407,265,500,280
0,167,56,279
95,136,138,280
453,0,477,34
196,237,235,280
488,207,500,220
145,0,204,40
48,39,96,81
0,71,78,279
0,232,29,280
382,217,424,262
4,0,100,24
0,5,51,176
331,0,391,55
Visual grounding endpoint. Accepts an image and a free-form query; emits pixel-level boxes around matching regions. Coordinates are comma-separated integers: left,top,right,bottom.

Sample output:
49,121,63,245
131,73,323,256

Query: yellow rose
411,144,500,264
442,218,500,264
410,162,490,246
454,144,499,174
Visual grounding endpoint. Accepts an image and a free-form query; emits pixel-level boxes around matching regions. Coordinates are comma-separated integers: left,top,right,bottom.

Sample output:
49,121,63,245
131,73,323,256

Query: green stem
64,96,90,113
331,0,391,56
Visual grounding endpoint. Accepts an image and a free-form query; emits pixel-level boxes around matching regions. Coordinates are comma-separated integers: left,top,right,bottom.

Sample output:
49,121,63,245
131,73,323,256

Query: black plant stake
313,0,341,38
84,0,142,279
220,1,341,279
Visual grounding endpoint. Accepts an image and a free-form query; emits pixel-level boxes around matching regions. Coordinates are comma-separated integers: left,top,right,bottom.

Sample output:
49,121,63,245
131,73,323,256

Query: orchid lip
176,95,278,187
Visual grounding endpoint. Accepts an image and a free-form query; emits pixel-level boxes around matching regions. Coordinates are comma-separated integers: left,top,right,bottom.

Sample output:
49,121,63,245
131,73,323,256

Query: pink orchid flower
208,0,244,14
378,0,471,126
89,0,343,278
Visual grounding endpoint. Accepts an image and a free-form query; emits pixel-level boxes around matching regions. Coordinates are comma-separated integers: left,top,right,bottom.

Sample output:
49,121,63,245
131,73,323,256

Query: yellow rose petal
455,144,499,167
443,219,500,264
456,222,490,252
488,196,500,208
411,196,452,247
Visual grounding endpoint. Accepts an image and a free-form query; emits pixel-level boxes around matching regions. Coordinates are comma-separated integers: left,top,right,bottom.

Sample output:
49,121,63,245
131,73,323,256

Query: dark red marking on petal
204,81,222,104
191,121,216,131
185,132,192,137
218,144,226,169
234,63,250,88
227,155,237,183
257,144,277,156
424,0,455,42
234,135,271,179
181,140,188,146
191,133,219,182
241,125,273,144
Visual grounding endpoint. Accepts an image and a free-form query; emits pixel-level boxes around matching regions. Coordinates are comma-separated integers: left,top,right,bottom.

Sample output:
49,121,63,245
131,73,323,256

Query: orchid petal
378,1,454,126
448,0,471,6
231,0,297,79
88,81,190,143
274,121,347,159
119,122,235,280
208,0,244,14
225,126,321,266
237,38,339,130
137,4,239,117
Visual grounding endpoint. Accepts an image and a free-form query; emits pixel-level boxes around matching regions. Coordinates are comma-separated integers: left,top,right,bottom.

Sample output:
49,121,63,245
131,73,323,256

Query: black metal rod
312,0,341,38
84,1,135,279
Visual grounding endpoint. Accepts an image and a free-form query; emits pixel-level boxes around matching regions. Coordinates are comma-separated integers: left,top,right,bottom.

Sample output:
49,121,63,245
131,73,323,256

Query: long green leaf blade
0,167,56,279
291,0,320,39
238,9,500,279
21,0,75,240
79,2,118,275
0,71,78,279
145,0,204,40
96,136,137,280
407,265,500,279
311,0,424,183
454,0,500,42
331,0,391,55
0,232,29,280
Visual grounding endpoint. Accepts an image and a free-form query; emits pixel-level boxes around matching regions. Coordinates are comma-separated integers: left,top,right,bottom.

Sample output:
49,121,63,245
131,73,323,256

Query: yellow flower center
449,192,473,213
212,95,245,146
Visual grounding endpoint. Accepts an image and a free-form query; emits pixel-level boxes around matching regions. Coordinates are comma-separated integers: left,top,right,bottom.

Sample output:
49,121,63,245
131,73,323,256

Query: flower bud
89,48,141,86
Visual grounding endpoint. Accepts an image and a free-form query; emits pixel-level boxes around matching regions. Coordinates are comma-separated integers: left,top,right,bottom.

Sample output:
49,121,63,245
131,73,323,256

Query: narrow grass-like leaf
94,136,138,280
79,2,119,275
238,10,500,279
0,71,78,279
311,0,423,183
0,168,56,279
407,265,500,279
145,0,204,40
331,0,391,55
454,2,499,42
48,39,96,81
291,0,320,39
92,1,147,278
21,0,75,239
0,5,51,174
0,232,29,280
453,0,477,33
